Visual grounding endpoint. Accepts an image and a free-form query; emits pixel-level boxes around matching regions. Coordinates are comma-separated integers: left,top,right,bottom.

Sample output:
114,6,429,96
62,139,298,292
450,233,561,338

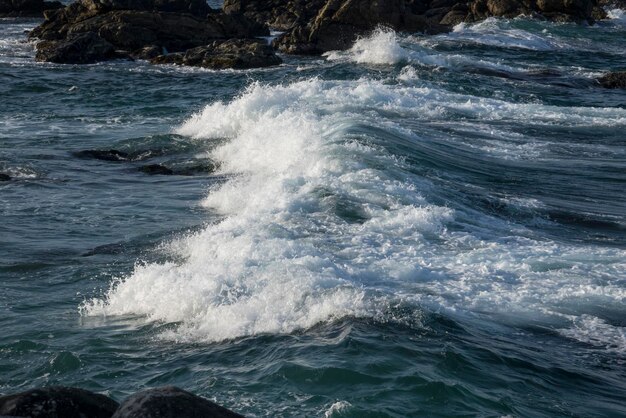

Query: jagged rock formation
222,0,605,55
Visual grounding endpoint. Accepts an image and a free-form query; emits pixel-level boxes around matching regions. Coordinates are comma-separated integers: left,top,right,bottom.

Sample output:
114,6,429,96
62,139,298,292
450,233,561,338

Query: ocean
1,9,625,418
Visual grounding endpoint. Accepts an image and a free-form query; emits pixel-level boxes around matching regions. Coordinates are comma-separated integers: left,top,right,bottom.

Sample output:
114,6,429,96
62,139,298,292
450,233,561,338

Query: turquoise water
1,13,626,417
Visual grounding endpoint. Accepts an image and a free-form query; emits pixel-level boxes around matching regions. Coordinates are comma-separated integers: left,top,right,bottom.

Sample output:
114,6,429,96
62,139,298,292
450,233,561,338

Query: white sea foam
606,8,626,24
84,78,626,350
325,28,409,65
559,315,626,354
447,18,566,51
324,401,352,417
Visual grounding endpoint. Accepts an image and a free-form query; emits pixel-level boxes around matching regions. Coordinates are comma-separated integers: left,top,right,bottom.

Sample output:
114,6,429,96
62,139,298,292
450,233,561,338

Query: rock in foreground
151,38,282,69
0,386,243,418
0,386,119,418
111,386,244,418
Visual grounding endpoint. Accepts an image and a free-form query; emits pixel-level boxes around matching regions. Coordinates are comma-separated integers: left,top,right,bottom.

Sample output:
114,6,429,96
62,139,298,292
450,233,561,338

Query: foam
559,315,626,354
447,18,566,51
325,401,352,417
325,28,409,65
606,8,626,24
84,78,626,350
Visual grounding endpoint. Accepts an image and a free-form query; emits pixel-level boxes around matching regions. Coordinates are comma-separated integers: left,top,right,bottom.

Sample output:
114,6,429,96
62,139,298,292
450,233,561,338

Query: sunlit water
1,12,625,418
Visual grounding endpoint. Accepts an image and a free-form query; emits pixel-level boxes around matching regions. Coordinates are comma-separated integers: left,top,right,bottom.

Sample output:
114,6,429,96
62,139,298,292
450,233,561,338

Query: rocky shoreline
0,386,243,418
0,0,617,71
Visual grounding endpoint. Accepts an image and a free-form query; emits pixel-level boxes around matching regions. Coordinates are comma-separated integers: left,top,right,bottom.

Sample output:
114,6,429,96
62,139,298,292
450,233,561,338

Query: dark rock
223,0,327,30
111,386,243,418
151,38,282,69
138,164,174,175
535,0,593,20
597,71,626,89
0,173,11,181
0,0,62,17
440,9,467,24
30,0,269,65
131,44,165,59
35,32,116,64
274,0,450,55
73,149,130,161
0,387,118,418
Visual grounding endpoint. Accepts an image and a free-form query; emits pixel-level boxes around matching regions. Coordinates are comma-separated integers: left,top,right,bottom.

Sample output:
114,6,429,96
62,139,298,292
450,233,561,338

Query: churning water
1,13,625,417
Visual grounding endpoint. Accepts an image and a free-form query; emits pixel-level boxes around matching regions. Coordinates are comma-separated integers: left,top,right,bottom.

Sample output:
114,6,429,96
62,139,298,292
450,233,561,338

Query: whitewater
2,11,626,418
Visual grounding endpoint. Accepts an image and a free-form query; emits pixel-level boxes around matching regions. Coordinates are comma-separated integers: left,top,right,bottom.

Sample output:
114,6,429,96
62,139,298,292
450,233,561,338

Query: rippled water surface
1,12,626,418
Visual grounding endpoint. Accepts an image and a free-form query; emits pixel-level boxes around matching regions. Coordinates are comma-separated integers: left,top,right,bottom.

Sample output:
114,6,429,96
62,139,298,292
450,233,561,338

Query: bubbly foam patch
84,79,626,350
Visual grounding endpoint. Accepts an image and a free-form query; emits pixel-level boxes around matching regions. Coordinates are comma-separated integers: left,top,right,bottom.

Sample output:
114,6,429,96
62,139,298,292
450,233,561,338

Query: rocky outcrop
0,386,119,418
111,386,244,418
221,0,604,55
151,38,282,69
0,173,12,181
597,71,626,89
223,0,327,30
29,0,276,68
273,0,448,54
0,0,62,18
35,32,116,64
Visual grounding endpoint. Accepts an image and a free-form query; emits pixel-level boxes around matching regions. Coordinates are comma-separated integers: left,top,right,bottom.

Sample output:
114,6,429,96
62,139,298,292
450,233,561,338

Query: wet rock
0,173,11,181
273,0,449,55
223,0,327,30
151,38,282,69
597,71,626,89
138,164,174,175
111,386,243,418
35,32,116,64
131,44,165,59
0,387,118,418
0,0,62,18
535,0,593,21
30,0,269,65
73,149,130,161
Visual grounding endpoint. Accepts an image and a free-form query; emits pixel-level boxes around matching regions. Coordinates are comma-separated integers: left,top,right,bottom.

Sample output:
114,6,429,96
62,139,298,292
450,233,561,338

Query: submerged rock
597,71,626,89
0,387,119,418
151,38,282,69
0,173,11,181
73,149,131,161
138,163,174,175
111,386,244,418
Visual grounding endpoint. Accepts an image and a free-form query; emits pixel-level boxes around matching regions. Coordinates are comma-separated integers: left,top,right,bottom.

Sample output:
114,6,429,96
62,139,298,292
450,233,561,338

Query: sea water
1,12,625,418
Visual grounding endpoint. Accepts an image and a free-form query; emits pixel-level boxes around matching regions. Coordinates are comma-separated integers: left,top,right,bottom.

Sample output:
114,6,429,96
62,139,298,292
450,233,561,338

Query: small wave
84,78,626,349
325,27,409,65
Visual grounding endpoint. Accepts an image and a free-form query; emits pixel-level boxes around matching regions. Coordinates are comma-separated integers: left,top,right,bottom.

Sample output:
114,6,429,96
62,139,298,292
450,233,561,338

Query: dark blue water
1,12,626,417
